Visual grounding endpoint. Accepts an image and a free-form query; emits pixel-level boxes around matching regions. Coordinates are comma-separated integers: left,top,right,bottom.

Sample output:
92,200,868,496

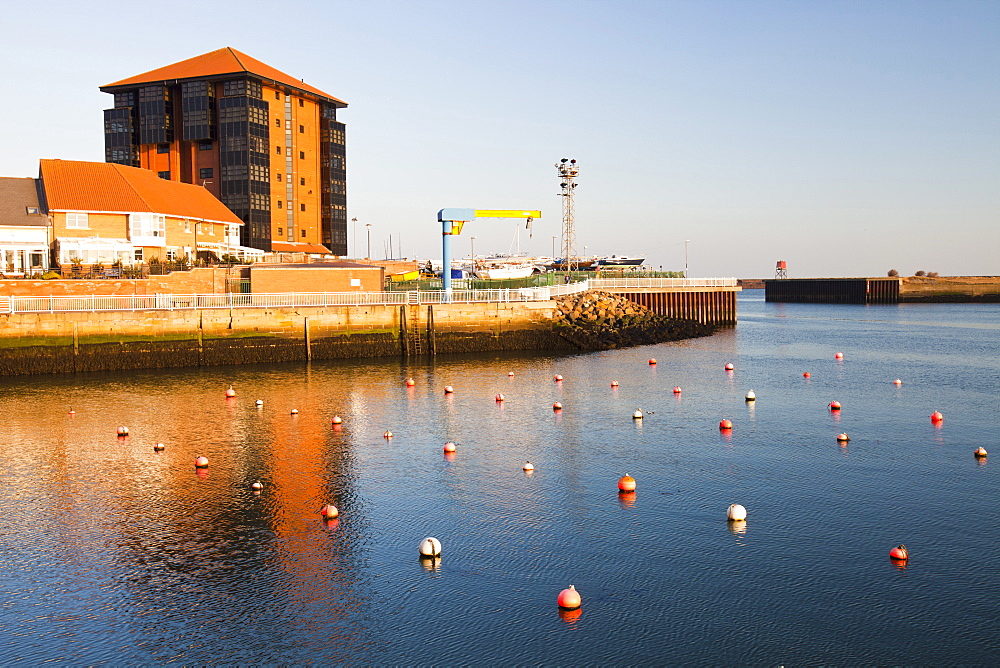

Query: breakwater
0,291,717,376
764,276,1000,303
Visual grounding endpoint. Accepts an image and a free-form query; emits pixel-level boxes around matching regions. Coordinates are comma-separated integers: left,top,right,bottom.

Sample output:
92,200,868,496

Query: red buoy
648,358,657,365
973,447,988,457
835,352,844,359
405,378,415,387
557,585,582,610
829,401,842,411
803,372,811,378
225,385,236,397
836,433,850,442
617,474,636,492
889,544,908,560
508,371,515,377
444,386,454,394
553,402,562,410
719,419,733,430
383,430,393,439
725,363,734,371
443,441,457,453
610,380,619,387
194,456,209,468
930,411,944,423
331,415,343,425
672,386,682,394
320,504,339,519
893,379,903,385
554,374,563,382
495,393,505,402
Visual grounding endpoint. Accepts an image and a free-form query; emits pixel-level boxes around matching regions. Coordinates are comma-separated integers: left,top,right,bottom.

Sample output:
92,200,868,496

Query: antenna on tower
555,158,579,271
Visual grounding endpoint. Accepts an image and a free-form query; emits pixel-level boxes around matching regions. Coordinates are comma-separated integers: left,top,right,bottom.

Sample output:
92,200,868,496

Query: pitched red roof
39,160,242,225
100,47,346,107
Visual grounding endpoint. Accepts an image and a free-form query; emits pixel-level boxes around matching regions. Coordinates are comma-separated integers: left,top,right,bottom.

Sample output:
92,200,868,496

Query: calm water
1,290,998,665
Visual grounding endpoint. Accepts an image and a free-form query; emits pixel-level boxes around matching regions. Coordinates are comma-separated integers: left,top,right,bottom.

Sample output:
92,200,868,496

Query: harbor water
1,290,997,664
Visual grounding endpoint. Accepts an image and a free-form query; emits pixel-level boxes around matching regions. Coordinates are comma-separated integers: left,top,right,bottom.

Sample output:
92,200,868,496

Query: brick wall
0,267,231,297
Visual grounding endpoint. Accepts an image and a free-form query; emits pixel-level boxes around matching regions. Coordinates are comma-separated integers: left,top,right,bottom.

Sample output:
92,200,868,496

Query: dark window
199,141,212,150
277,201,283,209
275,118,281,127
300,203,306,212
301,229,307,238
298,99,304,107
299,125,304,133
275,91,280,100
156,144,169,154
200,168,213,179
277,227,283,235
158,171,170,179
276,146,282,155
276,173,282,182
299,177,305,186
299,151,305,159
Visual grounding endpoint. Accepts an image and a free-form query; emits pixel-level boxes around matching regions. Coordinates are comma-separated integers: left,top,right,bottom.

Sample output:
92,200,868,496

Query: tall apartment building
100,47,347,254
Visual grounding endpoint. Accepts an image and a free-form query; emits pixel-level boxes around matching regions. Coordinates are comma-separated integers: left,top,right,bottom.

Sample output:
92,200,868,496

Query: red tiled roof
100,47,346,106
270,241,331,254
39,160,242,225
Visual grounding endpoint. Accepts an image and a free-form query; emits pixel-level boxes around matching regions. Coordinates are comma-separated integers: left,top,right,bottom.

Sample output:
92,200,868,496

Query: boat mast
556,158,579,270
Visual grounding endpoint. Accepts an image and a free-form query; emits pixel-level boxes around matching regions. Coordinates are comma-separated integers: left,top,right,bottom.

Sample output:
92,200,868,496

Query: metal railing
0,278,740,315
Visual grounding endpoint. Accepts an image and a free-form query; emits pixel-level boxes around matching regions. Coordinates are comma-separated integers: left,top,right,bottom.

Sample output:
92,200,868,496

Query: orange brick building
100,48,347,255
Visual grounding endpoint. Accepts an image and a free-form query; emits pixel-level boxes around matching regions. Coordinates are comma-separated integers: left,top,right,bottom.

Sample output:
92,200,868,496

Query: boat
474,258,536,280
593,255,645,267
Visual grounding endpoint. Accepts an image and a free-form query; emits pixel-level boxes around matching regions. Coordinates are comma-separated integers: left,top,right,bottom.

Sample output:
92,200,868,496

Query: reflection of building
0,177,50,275
39,159,247,266
99,47,348,255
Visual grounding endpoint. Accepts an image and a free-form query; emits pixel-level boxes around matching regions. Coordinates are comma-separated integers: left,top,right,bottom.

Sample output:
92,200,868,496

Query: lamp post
684,239,690,278
366,223,372,260
351,217,357,258
552,235,557,260
470,236,476,268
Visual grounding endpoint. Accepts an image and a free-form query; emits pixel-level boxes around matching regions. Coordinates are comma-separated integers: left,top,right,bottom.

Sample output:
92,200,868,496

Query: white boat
475,260,536,280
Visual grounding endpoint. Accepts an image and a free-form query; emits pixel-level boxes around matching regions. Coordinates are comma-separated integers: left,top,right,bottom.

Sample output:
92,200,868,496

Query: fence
590,277,738,289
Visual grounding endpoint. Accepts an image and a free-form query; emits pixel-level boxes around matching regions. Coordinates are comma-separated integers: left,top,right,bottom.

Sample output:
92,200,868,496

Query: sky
2,0,997,277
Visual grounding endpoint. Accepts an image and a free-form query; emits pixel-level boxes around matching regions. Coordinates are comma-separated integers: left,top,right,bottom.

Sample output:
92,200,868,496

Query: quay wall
764,276,1000,304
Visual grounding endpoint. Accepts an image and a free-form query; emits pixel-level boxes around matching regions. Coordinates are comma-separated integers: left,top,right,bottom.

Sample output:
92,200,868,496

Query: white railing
590,277,738,289
0,278,737,314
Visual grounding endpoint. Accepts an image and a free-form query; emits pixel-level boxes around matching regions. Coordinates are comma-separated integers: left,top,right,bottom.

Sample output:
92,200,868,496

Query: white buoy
745,389,756,401
255,399,264,406
320,504,339,519
727,503,747,521
419,536,442,557
153,443,165,451
251,481,263,491
290,408,299,414
523,461,535,471
632,409,643,419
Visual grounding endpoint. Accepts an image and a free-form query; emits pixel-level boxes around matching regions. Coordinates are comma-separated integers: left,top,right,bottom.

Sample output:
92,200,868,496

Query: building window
298,99,304,107
275,91,281,100
158,171,170,179
199,168,213,179
199,141,212,151
275,118,281,127
299,125,304,133
156,143,169,154
130,212,166,241
135,248,143,261
277,201,283,209
25,207,40,215
301,229,307,238
300,203,306,212
277,227,283,236
299,178,305,186
299,151,305,159
276,146,282,155
208,224,214,235
276,173,282,182
184,220,191,233
65,212,89,229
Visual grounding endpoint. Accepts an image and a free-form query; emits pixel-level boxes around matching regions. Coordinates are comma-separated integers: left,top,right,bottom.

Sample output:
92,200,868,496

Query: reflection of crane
437,208,542,297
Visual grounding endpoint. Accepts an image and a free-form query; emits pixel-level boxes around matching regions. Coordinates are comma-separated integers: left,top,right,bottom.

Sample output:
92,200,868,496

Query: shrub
914,270,926,277
926,271,939,278
887,269,899,277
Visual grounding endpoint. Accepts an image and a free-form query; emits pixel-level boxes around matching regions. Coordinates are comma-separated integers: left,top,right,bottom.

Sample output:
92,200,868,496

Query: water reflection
558,607,583,626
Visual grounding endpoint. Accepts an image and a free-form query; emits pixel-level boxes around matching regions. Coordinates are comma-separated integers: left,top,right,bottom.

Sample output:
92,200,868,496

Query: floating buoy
443,441,456,453
495,393,505,402
745,390,756,402
419,536,442,557
930,411,944,423
405,378,415,387
554,374,563,382
836,433,850,442
69,408,76,415
153,443,165,451
632,409,643,420
320,504,339,519
331,415,343,425
829,401,842,411
611,380,619,387
889,544,908,560
835,352,844,360
194,456,209,468
893,379,903,385
116,426,129,436
251,481,263,491
444,386,454,394
725,363,734,371
727,503,747,521
719,419,733,430
290,408,299,415
973,447,987,457
648,358,657,365
617,474,636,492
384,430,393,439
255,399,264,406
508,371,515,377
553,402,562,410
803,372,811,378
225,385,236,397
673,386,682,394
523,461,535,471
557,585,582,610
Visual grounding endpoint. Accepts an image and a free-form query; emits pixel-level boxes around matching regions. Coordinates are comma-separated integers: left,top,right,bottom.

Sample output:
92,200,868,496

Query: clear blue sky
2,0,997,277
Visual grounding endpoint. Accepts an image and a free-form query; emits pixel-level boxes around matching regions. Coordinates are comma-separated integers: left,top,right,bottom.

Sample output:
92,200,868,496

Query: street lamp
552,235,557,260
470,236,476,266
366,223,372,260
684,239,690,278
351,217,357,258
